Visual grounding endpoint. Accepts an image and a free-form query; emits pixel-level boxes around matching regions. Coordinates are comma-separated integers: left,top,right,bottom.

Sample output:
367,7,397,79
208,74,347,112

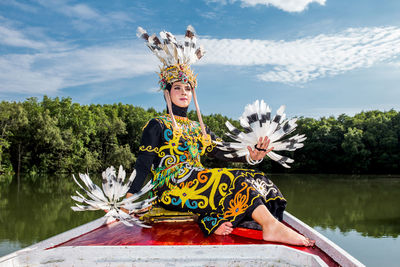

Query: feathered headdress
137,25,208,139
137,25,205,90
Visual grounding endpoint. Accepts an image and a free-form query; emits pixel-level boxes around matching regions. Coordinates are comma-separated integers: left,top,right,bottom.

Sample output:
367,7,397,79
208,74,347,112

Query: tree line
0,96,399,178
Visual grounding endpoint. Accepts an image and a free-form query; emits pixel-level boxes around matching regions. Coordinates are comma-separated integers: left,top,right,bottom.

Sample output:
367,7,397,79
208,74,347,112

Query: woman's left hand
247,136,274,161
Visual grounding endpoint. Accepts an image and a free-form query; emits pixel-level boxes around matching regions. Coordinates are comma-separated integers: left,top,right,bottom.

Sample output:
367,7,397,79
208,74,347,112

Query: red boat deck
53,221,339,266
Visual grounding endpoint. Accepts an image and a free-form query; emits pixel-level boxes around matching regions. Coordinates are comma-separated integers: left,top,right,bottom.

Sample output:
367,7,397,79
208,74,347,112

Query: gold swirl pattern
166,179,209,209
139,145,159,153
206,137,222,153
161,190,172,205
143,115,285,236
218,182,228,198
164,156,177,168
139,145,165,157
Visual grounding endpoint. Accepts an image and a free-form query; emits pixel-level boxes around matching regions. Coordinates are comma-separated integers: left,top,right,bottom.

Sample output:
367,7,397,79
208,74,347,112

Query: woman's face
169,81,192,108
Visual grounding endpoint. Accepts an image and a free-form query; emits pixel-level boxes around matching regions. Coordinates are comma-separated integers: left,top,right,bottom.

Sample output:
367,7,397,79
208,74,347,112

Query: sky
1,0,400,119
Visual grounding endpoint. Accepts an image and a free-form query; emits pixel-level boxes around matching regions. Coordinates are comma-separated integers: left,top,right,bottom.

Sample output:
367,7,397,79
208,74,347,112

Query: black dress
129,110,286,236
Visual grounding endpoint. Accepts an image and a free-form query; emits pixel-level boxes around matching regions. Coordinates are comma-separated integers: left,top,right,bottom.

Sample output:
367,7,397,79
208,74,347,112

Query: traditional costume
128,26,291,235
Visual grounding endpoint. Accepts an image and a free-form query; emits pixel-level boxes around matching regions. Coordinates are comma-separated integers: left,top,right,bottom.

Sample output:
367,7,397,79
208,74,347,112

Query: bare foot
214,222,233,236
262,220,315,246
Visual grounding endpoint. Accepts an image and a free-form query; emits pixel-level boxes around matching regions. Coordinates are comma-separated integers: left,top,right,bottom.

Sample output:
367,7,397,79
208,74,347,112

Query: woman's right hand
247,136,274,161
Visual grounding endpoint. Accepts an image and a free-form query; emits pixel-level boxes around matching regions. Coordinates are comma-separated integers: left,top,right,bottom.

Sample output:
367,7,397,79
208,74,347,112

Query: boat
0,210,364,266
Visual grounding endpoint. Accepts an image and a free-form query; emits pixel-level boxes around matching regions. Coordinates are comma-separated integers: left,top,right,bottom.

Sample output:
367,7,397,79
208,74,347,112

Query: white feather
71,166,156,227
222,100,306,168
119,169,137,197
138,25,204,67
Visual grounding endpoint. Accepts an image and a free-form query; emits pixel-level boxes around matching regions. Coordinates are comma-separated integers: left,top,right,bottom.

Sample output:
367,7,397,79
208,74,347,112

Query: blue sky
1,0,400,119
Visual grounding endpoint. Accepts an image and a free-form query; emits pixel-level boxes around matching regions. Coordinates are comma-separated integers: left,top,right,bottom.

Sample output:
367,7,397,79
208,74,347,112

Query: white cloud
205,0,228,4
107,11,135,24
240,0,326,12
0,24,74,52
34,0,134,31
147,87,161,94
205,0,325,12
0,55,62,94
0,43,157,94
199,26,400,84
199,11,219,19
0,19,153,94
0,25,46,49
2,25,400,95
37,44,157,86
62,3,100,20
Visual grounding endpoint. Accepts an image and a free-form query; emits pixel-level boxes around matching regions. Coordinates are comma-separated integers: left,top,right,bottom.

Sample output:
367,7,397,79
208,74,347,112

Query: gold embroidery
206,137,221,153
145,115,284,236
139,145,165,157
142,120,151,130
139,145,159,153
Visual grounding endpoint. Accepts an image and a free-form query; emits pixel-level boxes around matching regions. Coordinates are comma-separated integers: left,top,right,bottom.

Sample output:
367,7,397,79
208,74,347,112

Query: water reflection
0,174,103,248
272,174,400,238
0,173,399,258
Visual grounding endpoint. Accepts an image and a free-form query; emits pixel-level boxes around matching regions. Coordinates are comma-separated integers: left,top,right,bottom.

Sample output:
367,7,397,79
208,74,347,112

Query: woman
129,26,314,246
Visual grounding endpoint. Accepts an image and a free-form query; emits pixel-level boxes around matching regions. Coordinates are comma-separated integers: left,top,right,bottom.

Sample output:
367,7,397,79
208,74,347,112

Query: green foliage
293,110,400,174
0,96,399,176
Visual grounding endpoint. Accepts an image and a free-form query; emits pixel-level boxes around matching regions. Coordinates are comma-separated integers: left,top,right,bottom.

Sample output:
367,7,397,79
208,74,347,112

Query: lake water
0,173,399,266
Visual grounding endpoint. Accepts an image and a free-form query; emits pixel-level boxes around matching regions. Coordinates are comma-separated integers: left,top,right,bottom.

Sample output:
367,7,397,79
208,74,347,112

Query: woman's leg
252,205,314,246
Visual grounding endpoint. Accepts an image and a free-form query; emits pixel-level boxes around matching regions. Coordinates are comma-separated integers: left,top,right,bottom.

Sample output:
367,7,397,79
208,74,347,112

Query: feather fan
218,100,306,168
71,165,156,227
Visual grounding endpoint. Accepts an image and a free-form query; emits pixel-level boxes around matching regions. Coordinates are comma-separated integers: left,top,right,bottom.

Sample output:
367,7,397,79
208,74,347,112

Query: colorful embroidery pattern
224,182,254,219
142,115,286,236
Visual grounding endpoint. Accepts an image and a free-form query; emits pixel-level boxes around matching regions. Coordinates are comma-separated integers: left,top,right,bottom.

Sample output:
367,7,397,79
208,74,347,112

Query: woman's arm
127,119,162,195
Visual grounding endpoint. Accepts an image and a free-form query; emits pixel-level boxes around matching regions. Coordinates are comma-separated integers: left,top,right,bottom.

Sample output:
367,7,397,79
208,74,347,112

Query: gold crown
159,64,197,90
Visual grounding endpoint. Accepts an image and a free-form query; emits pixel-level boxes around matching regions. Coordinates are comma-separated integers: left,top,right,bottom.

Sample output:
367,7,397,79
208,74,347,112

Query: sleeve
205,126,247,163
128,119,162,194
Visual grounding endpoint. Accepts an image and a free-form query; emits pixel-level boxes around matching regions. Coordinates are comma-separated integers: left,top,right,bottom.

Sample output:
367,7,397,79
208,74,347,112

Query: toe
305,237,315,247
